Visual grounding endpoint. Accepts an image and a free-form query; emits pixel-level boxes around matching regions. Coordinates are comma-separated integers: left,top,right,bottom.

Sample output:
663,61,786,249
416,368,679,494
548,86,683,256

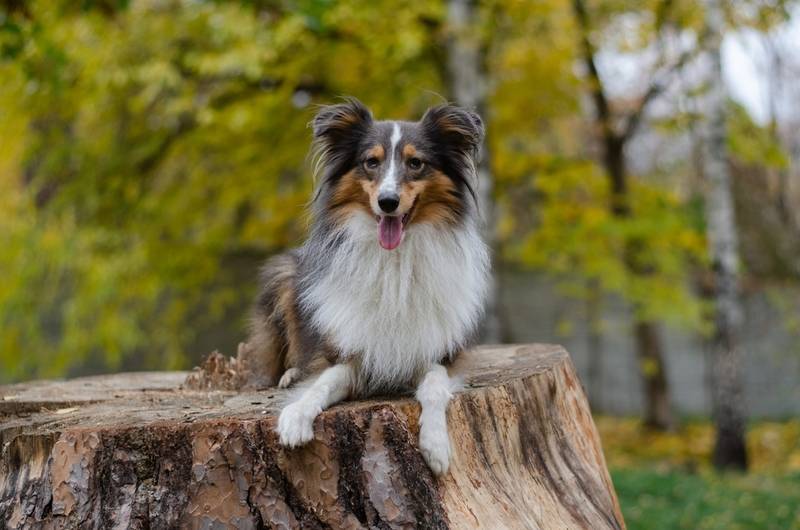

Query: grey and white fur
242,98,489,475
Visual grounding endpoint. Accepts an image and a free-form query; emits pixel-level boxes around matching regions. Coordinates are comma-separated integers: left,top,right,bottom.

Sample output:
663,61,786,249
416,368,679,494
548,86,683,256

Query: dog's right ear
312,98,373,154
421,104,484,160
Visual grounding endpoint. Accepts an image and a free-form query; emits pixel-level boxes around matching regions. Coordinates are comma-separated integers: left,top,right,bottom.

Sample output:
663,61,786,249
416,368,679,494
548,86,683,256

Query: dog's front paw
277,401,318,447
419,422,451,476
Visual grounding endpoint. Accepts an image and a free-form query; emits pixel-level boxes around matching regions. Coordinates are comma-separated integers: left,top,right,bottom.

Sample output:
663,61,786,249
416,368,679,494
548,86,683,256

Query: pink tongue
378,216,404,250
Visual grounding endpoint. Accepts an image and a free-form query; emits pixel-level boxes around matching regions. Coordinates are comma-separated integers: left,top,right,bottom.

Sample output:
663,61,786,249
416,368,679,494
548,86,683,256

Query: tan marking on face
402,144,418,158
332,165,461,228
329,170,372,225
404,170,461,226
361,177,383,214
359,145,387,216
394,179,419,214
366,144,385,161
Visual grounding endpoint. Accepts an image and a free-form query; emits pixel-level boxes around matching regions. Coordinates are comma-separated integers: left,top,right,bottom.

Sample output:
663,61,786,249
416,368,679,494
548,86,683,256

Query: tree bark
446,0,503,343
702,0,748,471
634,321,673,430
605,139,674,430
1,344,625,529
764,36,793,227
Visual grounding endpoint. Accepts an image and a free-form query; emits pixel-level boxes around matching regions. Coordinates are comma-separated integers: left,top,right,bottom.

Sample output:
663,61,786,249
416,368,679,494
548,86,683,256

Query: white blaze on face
379,123,402,195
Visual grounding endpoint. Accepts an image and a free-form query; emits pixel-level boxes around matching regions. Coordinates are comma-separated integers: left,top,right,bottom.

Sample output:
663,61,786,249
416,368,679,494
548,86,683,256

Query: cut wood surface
0,344,625,529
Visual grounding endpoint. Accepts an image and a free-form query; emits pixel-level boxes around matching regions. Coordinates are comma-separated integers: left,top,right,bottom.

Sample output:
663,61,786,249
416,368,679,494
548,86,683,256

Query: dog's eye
407,157,423,170
364,157,380,170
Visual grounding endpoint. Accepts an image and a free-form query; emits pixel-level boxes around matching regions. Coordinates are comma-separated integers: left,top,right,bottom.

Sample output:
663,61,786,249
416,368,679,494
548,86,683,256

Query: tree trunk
586,279,604,410
571,0,675,431
703,0,748,471
764,37,793,228
607,137,675,432
1,345,626,529
634,321,673,430
446,0,502,343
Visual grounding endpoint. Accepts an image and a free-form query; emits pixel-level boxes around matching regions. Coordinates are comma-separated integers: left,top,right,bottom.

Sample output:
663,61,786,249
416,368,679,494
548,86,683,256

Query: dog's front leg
416,363,454,476
277,363,353,447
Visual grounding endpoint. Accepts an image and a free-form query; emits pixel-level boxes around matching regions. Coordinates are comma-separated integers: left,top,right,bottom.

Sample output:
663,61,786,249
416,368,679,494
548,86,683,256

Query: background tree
0,0,446,380
4,3,800,524
570,0,701,430
445,0,503,342
702,0,748,471
0,4,798,461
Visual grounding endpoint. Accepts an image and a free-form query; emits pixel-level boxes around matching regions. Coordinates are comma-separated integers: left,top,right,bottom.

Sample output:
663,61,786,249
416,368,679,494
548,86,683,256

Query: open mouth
376,202,415,250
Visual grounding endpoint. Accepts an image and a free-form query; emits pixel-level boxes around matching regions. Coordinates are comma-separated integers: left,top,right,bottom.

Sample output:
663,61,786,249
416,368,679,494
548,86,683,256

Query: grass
596,417,800,530
613,468,800,530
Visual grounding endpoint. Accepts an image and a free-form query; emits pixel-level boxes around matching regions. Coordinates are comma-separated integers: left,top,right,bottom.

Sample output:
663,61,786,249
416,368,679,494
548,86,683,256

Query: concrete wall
500,270,800,419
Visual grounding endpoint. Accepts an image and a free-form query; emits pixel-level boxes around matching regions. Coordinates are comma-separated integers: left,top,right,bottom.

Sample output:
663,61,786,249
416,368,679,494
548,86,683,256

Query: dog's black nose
378,193,400,213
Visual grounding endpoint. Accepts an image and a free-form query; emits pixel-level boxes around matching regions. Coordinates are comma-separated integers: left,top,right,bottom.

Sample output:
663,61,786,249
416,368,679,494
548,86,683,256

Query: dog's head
311,98,484,250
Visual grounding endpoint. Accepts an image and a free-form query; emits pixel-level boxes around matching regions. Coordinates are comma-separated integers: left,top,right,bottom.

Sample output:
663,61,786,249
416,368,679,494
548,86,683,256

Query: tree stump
0,344,625,529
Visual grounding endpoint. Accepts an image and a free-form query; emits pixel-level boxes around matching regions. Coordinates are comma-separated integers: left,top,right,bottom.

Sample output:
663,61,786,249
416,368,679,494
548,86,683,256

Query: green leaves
0,0,450,382
728,101,789,170
509,158,707,330
0,0,794,381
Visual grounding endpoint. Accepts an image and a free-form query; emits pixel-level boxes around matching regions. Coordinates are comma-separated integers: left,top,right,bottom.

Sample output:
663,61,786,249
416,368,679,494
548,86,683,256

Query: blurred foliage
597,416,800,473
0,0,795,381
509,160,708,330
600,417,800,529
0,0,445,381
728,101,790,170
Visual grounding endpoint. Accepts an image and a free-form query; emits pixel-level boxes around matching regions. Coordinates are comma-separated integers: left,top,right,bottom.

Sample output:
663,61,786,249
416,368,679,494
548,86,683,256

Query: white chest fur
300,212,490,392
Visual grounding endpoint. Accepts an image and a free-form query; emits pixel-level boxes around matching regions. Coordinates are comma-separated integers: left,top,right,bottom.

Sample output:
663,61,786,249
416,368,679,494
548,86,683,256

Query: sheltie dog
240,98,490,475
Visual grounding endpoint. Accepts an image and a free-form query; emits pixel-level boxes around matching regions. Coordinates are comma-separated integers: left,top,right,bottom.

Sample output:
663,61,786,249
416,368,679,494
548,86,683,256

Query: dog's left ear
421,104,485,158
311,98,373,180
